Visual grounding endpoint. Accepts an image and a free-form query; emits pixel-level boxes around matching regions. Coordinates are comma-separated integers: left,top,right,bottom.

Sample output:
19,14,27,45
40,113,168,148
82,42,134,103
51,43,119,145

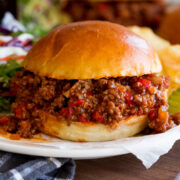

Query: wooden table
75,140,180,180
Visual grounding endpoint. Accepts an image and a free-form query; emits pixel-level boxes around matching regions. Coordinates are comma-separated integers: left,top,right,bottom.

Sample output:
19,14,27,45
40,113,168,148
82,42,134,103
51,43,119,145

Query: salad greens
0,21,46,113
0,60,23,113
0,60,23,88
10,27,47,45
11,25,48,38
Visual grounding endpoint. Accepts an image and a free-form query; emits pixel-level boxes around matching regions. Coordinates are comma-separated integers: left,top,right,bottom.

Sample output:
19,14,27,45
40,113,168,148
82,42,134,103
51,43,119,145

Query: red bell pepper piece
148,110,158,121
74,99,84,105
124,91,134,106
15,104,27,119
60,107,73,117
138,78,151,89
93,111,104,122
86,91,93,96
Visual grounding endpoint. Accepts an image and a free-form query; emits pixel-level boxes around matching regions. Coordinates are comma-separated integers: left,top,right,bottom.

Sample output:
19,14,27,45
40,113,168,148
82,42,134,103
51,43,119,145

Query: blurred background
0,0,180,43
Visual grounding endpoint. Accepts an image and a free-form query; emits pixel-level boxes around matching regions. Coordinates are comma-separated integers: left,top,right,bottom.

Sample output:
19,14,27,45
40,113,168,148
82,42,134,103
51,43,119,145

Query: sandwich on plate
2,21,178,141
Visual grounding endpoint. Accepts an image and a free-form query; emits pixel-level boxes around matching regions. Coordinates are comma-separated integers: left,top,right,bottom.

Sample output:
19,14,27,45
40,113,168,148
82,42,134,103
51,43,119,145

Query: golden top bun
23,21,161,79
158,6,180,44
39,112,147,142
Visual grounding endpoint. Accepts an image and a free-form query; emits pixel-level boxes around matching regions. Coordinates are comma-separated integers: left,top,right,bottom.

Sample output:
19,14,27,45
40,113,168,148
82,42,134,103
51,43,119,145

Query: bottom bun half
38,112,148,142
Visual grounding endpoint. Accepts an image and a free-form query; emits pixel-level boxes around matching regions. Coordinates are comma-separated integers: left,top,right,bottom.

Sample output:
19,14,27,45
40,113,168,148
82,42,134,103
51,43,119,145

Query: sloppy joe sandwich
8,21,174,141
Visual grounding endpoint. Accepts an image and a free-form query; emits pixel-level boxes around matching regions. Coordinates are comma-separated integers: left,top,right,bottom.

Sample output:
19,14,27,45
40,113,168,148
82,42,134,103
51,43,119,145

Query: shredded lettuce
168,88,180,114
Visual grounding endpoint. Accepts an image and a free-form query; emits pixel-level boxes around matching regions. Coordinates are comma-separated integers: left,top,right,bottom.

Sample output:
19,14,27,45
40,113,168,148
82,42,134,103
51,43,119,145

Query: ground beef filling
0,71,178,138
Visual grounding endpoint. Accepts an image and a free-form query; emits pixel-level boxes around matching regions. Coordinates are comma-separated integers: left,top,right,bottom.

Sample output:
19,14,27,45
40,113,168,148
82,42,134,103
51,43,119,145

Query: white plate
0,134,129,159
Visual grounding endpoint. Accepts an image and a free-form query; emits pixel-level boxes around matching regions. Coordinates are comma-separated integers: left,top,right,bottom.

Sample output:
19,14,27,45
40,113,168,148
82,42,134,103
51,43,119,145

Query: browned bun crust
158,6,180,44
38,112,148,142
23,21,161,79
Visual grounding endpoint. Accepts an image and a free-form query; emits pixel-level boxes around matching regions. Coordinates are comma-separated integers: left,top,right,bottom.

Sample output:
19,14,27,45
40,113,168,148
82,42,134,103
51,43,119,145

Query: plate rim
0,138,129,159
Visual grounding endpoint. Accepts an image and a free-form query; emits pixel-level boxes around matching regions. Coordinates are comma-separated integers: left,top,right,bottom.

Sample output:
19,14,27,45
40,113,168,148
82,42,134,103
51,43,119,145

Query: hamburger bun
158,6,180,44
39,112,147,142
22,21,163,141
23,21,161,79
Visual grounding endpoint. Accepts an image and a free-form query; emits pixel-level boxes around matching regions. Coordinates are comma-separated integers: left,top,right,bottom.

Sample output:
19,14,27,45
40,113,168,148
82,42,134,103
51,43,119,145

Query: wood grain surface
75,140,180,180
